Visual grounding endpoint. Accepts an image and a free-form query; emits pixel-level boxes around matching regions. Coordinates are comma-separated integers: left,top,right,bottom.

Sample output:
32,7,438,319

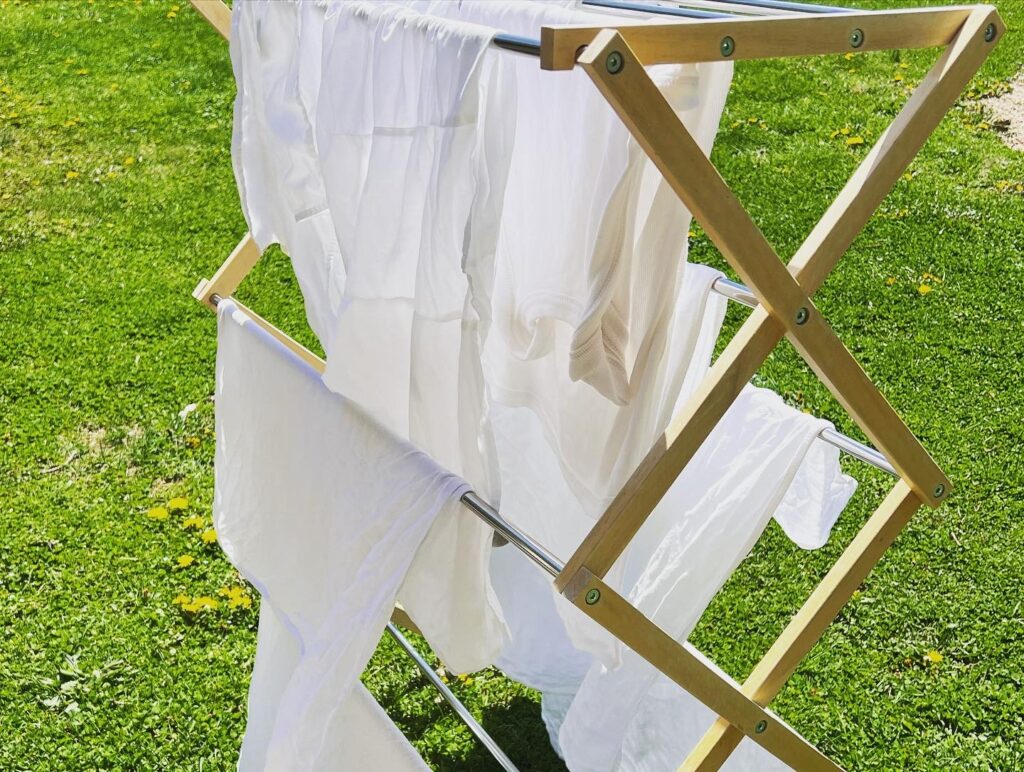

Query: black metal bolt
850,28,865,48
606,51,624,74
585,588,601,605
934,483,946,498
720,36,735,57
795,307,810,325
755,720,768,734
984,23,997,42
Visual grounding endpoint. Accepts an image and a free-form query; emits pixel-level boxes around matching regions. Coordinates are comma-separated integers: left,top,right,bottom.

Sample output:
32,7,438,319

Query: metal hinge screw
606,51,624,74
585,588,602,605
755,720,768,734
850,28,865,48
795,307,810,325
720,36,735,57
933,483,946,498
984,23,997,42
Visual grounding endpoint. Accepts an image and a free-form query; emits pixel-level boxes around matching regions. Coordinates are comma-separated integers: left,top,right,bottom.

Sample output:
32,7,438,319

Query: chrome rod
461,491,565,577
709,277,898,477
385,623,519,772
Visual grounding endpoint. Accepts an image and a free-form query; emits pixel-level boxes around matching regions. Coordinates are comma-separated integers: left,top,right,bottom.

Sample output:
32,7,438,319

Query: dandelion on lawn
893,73,904,83
146,506,169,521
845,136,865,147
65,171,80,180
185,436,200,448
917,284,933,295
181,515,205,531
182,596,220,614
176,554,195,568
228,593,252,611
924,649,943,664
885,277,897,287
172,594,190,606
105,171,118,180
902,172,913,182
201,529,217,545
76,69,89,77
168,496,188,512
123,156,135,166
843,52,854,61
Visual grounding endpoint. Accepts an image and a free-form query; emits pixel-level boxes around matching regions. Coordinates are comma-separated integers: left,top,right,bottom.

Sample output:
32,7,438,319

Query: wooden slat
540,6,979,70
579,27,952,503
193,233,262,309
558,5,1001,588
190,0,231,41
680,481,922,771
566,571,842,771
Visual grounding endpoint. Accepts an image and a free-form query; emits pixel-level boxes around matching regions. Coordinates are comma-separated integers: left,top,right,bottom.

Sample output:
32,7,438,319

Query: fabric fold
214,299,474,769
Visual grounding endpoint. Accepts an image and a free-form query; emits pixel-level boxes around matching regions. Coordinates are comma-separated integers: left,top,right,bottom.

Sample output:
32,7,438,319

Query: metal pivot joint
606,50,624,73
720,36,735,56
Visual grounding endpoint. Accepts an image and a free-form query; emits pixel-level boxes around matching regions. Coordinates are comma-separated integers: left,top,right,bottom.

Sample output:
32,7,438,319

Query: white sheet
214,298,468,770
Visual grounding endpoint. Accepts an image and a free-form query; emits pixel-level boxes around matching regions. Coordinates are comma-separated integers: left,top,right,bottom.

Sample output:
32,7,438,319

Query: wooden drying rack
186,1,1003,769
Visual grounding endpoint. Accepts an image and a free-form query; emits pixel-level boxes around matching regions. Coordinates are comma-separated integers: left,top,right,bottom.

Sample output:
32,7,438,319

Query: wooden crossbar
187,1,1002,769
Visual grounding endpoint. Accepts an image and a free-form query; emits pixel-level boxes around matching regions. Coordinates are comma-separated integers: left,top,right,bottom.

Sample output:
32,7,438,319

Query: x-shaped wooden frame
188,1,1002,769
539,6,1002,770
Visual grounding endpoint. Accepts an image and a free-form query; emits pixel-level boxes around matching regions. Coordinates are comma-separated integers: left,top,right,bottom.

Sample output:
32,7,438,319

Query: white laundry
229,0,340,348
214,298,475,770
556,387,858,771
312,1,511,672
413,1,734,413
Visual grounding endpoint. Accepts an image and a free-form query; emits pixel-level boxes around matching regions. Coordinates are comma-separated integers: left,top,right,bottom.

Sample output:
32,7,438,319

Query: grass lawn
1,0,1022,769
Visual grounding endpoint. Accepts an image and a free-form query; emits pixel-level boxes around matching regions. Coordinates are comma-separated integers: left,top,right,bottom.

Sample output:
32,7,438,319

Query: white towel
215,299,470,770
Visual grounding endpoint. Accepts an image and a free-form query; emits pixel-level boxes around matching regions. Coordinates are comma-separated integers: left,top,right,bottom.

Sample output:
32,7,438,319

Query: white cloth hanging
299,0,513,673
229,0,340,348
214,298,479,770
556,386,857,772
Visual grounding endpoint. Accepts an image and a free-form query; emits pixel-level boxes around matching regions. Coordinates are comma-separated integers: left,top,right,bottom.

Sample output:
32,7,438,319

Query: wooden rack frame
188,1,1002,769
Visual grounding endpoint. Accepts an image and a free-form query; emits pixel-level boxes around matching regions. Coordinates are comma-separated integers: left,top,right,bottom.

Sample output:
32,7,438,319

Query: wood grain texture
192,233,262,309
189,0,231,41
680,482,922,771
568,572,842,771
540,7,979,70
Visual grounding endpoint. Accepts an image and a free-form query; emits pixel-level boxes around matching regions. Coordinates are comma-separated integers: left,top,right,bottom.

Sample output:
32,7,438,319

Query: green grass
0,0,1021,769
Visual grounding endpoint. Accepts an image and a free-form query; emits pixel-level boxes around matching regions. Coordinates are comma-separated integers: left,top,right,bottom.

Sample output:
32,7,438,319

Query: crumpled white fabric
229,0,340,348
556,386,857,772
214,299,472,770
230,0,510,673
411,0,733,412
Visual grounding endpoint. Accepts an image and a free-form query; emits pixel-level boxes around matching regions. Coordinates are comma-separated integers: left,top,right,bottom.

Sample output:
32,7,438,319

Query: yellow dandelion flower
105,171,118,180
123,156,135,166
65,171,80,180
922,272,944,284
228,595,252,610
977,121,990,131
172,594,190,606
192,596,220,609
902,172,913,182
147,506,169,521
76,69,89,77
924,650,943,664
845,136,865,147
201,529,218,544
181,515,205,531
893,73,904,82
176,554,195,568
166,10,177,19
840,127,851,136
917,284,933,295
168,496,189,511
885,277,897,286
185,436,200,448
843,52,854,61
